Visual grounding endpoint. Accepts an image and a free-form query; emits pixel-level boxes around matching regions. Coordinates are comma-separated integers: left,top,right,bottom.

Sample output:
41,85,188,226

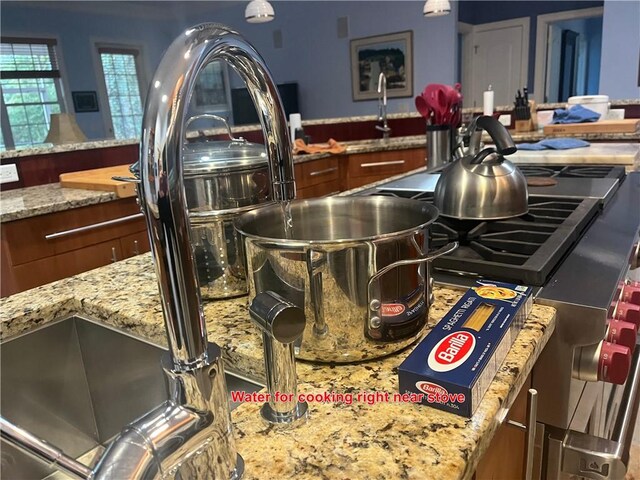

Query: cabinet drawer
120,230,151,259
295,157,340,189
3,198,145,266
348,149,424,178
297,179,341,199
9,240,123,294
475,374,531,480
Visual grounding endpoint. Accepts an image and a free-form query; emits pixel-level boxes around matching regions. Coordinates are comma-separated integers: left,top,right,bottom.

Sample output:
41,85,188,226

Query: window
186,60,232,130
98,47,143,140
193,61,229,110
0,38,65,150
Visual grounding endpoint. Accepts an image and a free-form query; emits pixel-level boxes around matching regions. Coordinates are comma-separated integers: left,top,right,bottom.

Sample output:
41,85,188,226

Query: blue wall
458,0,604,94
1,0,636,142
2,1,458,138
599,0,640,99
168,1,459,120
1,3,175,139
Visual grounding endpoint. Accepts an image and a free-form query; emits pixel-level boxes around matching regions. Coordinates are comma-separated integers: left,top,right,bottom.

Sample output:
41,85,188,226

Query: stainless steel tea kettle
434,115,527,220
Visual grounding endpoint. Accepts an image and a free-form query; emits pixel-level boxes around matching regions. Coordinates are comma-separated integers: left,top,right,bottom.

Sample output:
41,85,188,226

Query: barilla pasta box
398,280,533,417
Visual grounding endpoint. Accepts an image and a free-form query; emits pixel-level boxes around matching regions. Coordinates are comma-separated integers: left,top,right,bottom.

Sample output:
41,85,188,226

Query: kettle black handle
470,147,498,165
476,115,517,156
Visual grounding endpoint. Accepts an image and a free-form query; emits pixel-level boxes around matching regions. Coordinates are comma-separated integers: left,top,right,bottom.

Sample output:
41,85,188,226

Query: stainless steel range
357,166,640,479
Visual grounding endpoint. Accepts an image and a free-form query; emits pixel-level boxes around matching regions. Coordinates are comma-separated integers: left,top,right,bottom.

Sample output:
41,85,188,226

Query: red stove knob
614,301,640,326
606,319,637,351
621,284,640,306
599,341,631,385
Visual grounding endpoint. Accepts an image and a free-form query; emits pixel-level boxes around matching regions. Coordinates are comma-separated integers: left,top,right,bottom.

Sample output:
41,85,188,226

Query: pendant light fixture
423,0,451,17
245,0,275,23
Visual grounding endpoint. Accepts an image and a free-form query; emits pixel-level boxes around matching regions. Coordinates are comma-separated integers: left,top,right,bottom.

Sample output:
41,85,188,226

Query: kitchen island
0,253,556,479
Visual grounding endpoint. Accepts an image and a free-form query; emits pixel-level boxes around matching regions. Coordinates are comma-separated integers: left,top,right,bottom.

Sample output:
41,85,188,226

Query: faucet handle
249,291,308,426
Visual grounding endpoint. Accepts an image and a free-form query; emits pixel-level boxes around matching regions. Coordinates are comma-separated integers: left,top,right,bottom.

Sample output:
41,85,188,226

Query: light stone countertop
2,97,638,160
3,138,638,223
0,253,556,479
0,183,117,223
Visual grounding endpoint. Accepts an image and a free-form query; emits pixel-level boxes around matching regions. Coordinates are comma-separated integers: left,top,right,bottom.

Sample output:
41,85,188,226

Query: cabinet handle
308,167,338,177
45,213,144,240
111,247,118,263
506,388,538,480
133,240,139,255
360,160,405,168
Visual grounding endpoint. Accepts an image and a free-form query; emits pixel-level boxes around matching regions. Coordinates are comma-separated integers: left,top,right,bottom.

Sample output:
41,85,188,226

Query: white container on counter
567,95,610,121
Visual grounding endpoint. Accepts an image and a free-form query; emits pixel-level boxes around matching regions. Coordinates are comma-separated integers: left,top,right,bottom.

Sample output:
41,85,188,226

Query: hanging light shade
423,0,451,17
245,0,275,23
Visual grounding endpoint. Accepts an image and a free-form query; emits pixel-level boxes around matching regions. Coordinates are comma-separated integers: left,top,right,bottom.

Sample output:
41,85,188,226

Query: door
461,18,529,108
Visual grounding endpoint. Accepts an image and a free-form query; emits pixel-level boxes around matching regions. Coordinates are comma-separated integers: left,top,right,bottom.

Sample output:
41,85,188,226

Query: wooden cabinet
343,148,425,190
294,147,426,199
1,198,150,297
475,374,532,480
295,156,341,199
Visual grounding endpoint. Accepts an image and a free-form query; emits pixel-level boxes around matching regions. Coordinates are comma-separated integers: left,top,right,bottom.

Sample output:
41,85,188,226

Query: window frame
0,35,70,150
93,42,147,140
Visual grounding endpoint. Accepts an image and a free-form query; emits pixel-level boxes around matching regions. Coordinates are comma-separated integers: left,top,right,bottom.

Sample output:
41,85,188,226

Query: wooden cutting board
59,165,137,198
543,118,640,135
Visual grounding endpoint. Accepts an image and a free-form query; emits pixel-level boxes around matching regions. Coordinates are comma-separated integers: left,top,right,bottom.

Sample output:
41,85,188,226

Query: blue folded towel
539,138,590,150
551,105,601,124
517,142,547,150
517,138,590,151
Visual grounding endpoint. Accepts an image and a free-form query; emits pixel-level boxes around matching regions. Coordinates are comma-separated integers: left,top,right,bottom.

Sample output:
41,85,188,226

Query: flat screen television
231,82,299,125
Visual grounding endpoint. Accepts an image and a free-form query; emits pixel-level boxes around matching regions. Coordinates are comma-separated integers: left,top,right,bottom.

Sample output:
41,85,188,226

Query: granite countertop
0,183,117,223
0,253,556,479
2,98,637,160
3,138,638,223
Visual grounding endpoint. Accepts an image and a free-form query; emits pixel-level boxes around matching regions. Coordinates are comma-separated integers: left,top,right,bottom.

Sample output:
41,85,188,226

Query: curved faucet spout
139,23,295,369
376,72,391,139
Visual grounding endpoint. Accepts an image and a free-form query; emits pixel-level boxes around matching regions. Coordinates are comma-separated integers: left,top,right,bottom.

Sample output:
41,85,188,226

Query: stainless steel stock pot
184,114,272,299
235,196,457,362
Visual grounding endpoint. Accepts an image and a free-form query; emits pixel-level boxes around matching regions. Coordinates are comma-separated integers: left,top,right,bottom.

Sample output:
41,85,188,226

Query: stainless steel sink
0,316,262,479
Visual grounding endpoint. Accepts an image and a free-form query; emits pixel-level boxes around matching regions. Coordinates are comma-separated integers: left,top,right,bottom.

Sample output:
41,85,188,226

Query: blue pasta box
398,280,533,417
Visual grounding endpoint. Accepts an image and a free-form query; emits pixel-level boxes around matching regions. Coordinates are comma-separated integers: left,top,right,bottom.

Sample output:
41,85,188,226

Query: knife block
515,100,538,132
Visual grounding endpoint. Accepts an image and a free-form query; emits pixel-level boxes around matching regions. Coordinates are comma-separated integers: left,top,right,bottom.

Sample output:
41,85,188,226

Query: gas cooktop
516,164,626,180
365,189,600,286
375,168,622,206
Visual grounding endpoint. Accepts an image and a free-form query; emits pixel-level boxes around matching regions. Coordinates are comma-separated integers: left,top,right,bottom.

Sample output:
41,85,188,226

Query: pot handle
367,241,458,318
306,250,327,336
185,114,247,144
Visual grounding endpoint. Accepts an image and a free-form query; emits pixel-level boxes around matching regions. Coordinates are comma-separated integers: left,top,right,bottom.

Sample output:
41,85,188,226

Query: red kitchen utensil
415,95,430,119
424,84,448,124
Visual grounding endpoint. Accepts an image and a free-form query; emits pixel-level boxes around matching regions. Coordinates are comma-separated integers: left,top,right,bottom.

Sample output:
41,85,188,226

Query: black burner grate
371,190,600,286
517,165,625,180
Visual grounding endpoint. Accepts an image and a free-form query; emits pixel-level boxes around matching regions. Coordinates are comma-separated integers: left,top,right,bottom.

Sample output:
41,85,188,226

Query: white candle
289,113,302,140
483,86,494,116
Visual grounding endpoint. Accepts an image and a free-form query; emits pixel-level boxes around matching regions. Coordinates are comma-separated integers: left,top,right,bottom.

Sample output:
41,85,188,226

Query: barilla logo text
415,381,466,404
381,303,406,316
427,331,476,372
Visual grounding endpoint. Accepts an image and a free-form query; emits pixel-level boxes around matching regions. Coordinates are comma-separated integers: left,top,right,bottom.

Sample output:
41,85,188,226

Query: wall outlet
0,164,19,184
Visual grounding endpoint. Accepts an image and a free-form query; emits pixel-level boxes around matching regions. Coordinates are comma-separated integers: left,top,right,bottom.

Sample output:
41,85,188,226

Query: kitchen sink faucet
376,72,391,139
0,23,296,480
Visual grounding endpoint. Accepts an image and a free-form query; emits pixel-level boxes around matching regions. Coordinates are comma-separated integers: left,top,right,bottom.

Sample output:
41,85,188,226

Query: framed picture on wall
350,31,413,101
72,91,99,113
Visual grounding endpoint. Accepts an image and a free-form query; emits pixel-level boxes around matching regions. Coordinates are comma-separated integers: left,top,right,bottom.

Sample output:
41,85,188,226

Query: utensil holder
426,125,453,170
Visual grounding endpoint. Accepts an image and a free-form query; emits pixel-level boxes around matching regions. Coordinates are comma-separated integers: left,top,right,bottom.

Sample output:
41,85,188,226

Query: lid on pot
183,139,268,175
183,114,268,175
